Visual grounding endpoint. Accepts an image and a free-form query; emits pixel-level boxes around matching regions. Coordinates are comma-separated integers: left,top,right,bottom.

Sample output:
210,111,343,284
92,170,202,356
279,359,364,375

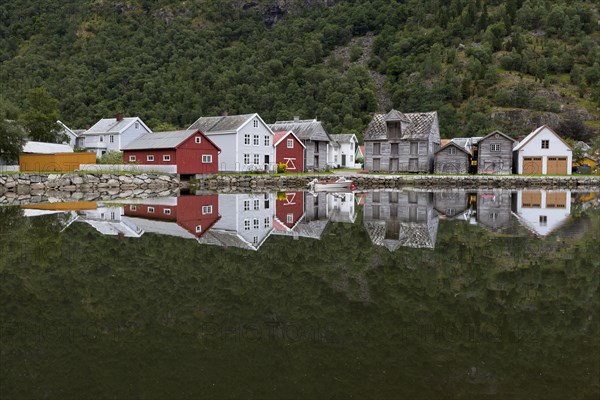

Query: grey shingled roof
329,134,356,144
85,117,143,134
364,218,439,250
269,119,331,142
364,110,439,142
122,130,198,150
434,141,471,156
188,114,255,133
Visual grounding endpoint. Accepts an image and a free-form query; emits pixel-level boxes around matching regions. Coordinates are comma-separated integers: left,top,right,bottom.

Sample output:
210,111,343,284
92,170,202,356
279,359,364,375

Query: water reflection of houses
328,192,357,223
433,191,471,221
512,190,571,236
197,193,275,250
476,192,513,232
363,191,439,250
77,206,144,237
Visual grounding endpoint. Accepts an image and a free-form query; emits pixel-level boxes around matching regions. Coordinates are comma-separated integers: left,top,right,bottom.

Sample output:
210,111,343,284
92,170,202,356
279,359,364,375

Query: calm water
0,189,598,400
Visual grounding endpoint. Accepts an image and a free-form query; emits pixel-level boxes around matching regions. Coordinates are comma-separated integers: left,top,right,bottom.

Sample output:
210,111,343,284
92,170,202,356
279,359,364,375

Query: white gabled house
189,113,275,172
513,190,571,236
57,120,85,148
330,134,360,168
513,125,572,175
81,113,152,157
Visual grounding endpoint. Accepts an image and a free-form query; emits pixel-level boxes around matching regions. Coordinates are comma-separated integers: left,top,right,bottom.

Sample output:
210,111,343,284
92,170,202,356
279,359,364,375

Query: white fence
0,165,20,173
78,164,177,173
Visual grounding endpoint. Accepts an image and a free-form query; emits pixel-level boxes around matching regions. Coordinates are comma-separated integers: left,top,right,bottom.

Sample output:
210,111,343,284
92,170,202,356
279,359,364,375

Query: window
135,122,139,129
202,155,212,163
164,208,171,215
253,199,260,210
253,135,260,146
253,154,260,165
147,155,154,161
195,225,202,233
287,213,294,224
373,143,381,155
202,205,213,214
449,147,456,155
391,143,398,155
253,236,259,244
110,135,114,143
253,218,259,229
100,136,104,142
490,144,501,152
287,139,294,148
264,136,270,146
130,205,137,211
244,219,250,230
410,142,418,155
541,140,549,149
350,155,353,162
539,215,547,225
244,154,250,164
244,200,250,211
264,217,270,228
334,155,338,162
264,194,270,209
111,212,115,220
195,136,201,144
129,155,136,162
244,134,250,145
387,121,401,139
253,119,258,128
163,155,171,161
148,207,155,213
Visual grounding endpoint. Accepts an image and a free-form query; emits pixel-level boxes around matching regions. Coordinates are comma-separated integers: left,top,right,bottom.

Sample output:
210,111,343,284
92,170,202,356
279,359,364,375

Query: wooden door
523,157,542,174
547,157,568,175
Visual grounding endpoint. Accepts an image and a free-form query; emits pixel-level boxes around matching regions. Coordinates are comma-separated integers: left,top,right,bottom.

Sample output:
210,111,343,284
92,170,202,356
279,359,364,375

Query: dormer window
387,121,401,139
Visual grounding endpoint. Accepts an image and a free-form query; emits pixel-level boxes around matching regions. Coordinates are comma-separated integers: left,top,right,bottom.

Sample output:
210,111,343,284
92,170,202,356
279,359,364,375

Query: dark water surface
1,189,599,400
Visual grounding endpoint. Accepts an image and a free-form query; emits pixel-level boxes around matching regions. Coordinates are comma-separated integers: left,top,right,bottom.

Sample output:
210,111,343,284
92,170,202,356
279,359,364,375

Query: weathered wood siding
434,147,469,174
476,192,512,231
365,140,434,172
303,140,329,171
434,192,469,217
477,135,514,174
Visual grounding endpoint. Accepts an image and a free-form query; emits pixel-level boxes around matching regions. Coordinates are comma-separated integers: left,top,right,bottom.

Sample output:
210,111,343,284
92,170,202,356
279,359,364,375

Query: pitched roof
364,218,439,250
273,130,306,148
57,120,80,138
269,119,331,142
188,113,256,133
513,125,572,151
478,130,516,144
84,117,149,135
434,141,471,156
22,141,74,154
363,110,440,142
330,134,357,144
122,130,220,151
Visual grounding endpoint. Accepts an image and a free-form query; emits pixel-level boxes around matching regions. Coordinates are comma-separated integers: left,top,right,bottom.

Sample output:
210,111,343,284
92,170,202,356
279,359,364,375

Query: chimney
294,116,300,122
116,113,124,122
223,110,228,117
85,124,91,130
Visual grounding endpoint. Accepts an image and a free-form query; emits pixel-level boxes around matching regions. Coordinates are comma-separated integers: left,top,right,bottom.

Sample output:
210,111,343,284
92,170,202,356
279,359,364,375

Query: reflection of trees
0,205,598,399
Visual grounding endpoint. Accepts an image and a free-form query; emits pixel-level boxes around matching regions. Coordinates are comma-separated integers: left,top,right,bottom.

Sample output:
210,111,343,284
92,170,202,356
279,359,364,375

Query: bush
276,162,287,173
98,151,124,164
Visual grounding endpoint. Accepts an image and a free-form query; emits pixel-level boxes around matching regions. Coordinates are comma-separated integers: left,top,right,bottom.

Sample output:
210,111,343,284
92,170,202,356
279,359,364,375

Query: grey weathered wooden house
476,131,516,175
269,118,332,171
363,110,440,173
434,142,471,174
363,190,439,250
434,192,471,220
476,192,513,232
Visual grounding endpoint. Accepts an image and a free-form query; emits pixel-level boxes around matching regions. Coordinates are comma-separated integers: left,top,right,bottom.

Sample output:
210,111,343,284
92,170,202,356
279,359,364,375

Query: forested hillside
0,0,599,142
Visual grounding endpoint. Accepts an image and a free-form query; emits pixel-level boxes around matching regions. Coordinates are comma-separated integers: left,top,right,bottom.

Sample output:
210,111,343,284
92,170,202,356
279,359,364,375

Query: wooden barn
122,129,220,175
434,142,471,174
273,130,306,172
476,130,516,175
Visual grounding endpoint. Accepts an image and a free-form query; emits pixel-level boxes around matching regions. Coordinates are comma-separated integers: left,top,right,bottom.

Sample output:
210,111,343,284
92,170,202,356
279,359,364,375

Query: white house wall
515,191,571,236
515,128,572,175
206,133,238,172
237,119,275,173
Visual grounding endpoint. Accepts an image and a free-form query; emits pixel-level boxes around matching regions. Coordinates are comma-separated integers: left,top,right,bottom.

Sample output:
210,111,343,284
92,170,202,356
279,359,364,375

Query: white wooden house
513,190,571,236
513,125,572,175
81,113,152,157
330,134,360,168
189,113,274,172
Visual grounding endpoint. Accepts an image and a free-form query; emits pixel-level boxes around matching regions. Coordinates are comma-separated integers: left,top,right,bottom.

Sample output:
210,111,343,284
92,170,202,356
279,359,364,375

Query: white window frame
253,199,260,210
202,205,213,214
163,155,171,162
449,147,456,155
148,207,155,213
135,122,140,129
243,200,250,211
244,134,250,145
264,217,270,228
99,136,104,142
253,236,259,244
287,139,294,148
147,155,155,161
195,136,201,144
202,154,212,163
253,218,259,229
490,144,501,152
253,154,260,165
264,136,270,146
253,119,258,128
109,135,114,143
129,155,136,162
287,213,294,224
253,135,260,146
130,205,137,211
164,208,171,215
244,219,251,230
195,225,202,233
244,154,250,164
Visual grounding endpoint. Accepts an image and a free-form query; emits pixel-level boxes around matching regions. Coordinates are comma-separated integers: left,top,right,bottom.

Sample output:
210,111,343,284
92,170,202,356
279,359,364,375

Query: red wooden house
273,130,305,172
123,195,220,238
273,191,305,232
122,129,220,174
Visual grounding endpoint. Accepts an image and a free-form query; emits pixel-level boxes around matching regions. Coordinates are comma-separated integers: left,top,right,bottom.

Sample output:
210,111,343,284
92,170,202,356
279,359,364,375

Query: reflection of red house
124,195,220,238
273,130,305,172
273,191,305,231
122,129,220,174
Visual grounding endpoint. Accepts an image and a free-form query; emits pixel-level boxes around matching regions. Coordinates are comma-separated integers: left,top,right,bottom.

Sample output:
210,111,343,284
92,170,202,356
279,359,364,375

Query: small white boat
308,177,354,192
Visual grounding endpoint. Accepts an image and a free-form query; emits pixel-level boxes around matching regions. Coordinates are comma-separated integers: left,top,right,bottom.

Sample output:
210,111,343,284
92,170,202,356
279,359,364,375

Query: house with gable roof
434,141,471,174
330,133,360,168
363,109,440,173
269,117,333,171
513,125,572,175
273,130,306,172
81,113,152,157
189,113,274,172
476,130,516,174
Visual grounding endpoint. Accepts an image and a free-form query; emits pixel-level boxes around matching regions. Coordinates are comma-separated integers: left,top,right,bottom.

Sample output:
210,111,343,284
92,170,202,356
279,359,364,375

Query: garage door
523,157,542,174
547,157,568,175
522,191,542,208
546,192,567,208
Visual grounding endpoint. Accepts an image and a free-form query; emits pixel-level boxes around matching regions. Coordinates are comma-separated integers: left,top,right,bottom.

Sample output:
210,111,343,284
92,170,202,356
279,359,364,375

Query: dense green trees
0,0,598,141
0,99,25,163
21,87,63,143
